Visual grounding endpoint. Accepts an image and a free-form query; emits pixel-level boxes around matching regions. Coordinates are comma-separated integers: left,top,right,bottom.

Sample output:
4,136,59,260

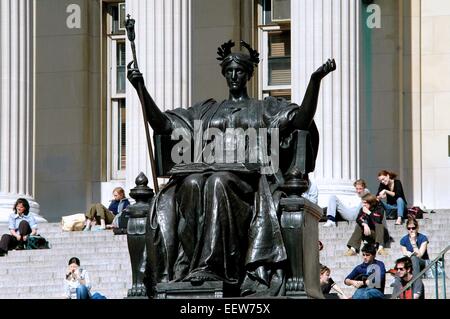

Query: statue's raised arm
127,65,172,134
292,58,336,130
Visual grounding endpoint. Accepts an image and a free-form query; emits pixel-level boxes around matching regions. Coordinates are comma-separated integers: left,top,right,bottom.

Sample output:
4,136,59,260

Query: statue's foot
128,283,147,297
286,277,305,292
185,270,219,285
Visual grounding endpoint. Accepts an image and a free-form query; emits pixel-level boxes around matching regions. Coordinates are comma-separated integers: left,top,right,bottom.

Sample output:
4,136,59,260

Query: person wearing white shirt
64,257,91,299
302,175,319,204
323,179,369,227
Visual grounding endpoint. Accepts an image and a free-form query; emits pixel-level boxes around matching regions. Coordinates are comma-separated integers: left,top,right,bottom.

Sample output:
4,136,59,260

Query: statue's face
223,61,249,92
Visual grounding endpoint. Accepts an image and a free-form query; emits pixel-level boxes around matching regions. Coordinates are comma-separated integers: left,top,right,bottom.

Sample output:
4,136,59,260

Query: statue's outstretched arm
127,62,173,135
292,59,336,129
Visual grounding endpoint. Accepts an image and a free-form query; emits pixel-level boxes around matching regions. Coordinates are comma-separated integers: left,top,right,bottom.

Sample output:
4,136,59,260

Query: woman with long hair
376,170,407,225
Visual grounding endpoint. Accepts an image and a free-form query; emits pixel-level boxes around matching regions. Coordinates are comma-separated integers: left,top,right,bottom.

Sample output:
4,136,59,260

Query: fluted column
125,0,191,191
0,0,44,223
292,0,360,206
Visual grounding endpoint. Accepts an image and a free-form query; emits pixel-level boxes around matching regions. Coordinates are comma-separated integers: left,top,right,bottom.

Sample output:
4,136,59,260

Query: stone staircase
319,210,450,299
0,223,131,299
0,210,448,299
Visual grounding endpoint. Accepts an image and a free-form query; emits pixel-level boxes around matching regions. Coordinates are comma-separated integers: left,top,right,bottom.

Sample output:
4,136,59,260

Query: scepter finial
125,14,136,42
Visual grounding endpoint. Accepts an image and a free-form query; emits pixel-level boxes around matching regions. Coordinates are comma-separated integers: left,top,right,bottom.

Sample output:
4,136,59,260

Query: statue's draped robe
146,97,318,296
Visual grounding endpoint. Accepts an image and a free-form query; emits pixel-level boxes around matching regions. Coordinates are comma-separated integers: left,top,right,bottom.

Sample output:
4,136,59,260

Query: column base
0,193,47,224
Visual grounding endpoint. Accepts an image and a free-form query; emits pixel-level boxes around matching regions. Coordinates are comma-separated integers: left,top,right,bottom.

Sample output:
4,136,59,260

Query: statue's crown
217,40,260,66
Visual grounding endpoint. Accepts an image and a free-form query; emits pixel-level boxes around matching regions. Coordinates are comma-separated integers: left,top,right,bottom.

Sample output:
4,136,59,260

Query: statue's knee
206,172,229,186
182,173,204,188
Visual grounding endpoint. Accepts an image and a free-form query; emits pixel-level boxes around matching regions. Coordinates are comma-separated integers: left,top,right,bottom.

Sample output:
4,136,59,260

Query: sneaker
344,249,356,256
83,225,91,232
92,225,105,232
377,248,389,256
0,250,6,257
323,220,337,228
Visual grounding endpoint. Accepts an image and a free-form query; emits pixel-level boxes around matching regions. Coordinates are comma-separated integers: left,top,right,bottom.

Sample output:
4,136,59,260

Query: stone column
292,0,361,206
0,0,44,223
125,0,191,191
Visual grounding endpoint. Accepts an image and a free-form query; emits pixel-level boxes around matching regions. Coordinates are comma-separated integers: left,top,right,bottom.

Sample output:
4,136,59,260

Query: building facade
1,0,449,222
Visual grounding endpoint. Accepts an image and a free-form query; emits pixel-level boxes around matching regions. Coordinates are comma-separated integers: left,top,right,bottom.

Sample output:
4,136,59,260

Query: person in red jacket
345,193,389,256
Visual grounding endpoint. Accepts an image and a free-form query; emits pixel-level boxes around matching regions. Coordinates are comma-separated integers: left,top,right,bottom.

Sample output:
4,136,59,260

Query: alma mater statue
127,38,336,297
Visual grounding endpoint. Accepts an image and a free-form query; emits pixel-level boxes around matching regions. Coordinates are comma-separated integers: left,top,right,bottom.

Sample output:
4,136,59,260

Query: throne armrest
280,130,314,196
154,134,177,178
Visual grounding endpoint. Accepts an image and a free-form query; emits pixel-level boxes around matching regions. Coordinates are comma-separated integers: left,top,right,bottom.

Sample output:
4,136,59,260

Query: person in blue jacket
344,243,386,299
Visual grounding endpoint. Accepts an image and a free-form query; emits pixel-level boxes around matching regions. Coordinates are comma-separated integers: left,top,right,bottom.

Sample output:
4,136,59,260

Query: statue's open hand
127,61,144,88
313,58,336,79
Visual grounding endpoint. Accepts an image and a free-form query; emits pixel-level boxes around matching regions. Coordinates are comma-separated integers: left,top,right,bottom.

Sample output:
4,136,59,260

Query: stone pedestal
0,0,44,223
280,197,324,299
156,281,226,299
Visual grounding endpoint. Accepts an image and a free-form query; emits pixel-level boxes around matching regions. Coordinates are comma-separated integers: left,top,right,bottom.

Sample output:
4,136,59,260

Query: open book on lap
168,162,261,175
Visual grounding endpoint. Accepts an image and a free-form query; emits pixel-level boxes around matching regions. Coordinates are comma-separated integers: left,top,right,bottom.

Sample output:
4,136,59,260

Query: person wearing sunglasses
399,217,429,277
391,256,424,299
344,244,386,299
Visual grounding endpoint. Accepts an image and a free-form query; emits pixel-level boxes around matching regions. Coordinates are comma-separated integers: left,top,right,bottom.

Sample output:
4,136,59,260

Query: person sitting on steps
320,265,349,299
301,173,319,205
400,216,429,278
64,257,91,299
376,169,407,226
344,243,386,299
83,187,130,231
391,256,424,299
0,198,38,257
344,193,389,256
323,179,370,227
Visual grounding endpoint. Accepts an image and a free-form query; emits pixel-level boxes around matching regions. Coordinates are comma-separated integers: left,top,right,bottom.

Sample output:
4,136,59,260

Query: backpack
25,235,50,250
61,213,85,231
407,206,424,219
112,211,129,235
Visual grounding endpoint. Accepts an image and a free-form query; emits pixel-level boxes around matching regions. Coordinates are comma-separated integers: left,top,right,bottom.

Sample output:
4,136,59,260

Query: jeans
352,287,385,299
411,255,426,277
381,198,406,219
76,285,91,299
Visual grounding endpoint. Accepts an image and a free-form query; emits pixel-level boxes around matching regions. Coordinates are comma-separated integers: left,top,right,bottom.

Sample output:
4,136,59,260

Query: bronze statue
127,19,336,297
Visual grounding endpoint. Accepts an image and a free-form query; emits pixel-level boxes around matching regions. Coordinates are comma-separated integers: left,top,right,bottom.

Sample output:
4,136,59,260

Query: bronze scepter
125,15,159,193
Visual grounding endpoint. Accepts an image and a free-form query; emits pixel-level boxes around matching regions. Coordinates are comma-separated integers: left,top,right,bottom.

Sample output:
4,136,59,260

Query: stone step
0,212,448,299
0,275,133,287
0,281,130,296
